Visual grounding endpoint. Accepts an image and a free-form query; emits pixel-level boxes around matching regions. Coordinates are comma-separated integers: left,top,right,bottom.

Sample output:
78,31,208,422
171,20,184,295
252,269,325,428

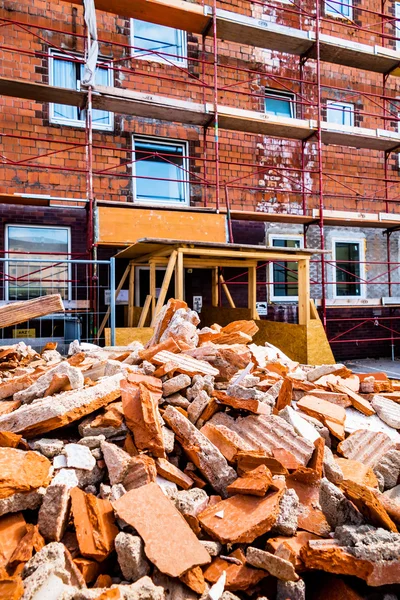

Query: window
132,137,189,205
325,0,352,19
265,89,295,118
131,20,187,65
396,3,400,51
269,235,303,301
50,52,113,130
5,225,71,301
333,240,364,297
326,101,354,127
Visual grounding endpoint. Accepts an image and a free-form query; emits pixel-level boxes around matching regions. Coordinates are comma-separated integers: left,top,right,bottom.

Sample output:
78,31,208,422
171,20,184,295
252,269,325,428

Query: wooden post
212,267,219,307
128,263,135,327
298,258,310,326
248,266,257,320
151,251,177,326
149,260,156,317
219,275,236,308
138,294,152,327
97,263,131,340
175,250,184,300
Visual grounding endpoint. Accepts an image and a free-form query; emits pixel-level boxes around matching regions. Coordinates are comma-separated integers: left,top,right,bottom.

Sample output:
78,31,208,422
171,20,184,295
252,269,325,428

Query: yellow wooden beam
175,250,184,300
219,275,236,308
212,267,219,307
128,264,135,327
180,247,315,262
151,251,177,326
298,259,310,326
138,295,152,328
149,261,156,317
248,266,257,320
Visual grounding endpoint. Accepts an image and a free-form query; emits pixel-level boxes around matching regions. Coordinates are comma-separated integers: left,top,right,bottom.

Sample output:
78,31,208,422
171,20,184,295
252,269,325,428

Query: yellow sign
12,329,35,339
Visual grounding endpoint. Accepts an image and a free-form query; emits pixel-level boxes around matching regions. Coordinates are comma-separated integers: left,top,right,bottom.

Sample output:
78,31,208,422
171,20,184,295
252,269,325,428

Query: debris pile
0,298,399,599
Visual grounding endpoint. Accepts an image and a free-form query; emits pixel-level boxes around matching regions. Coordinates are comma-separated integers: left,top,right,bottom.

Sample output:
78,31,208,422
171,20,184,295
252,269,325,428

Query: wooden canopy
114,238,324,328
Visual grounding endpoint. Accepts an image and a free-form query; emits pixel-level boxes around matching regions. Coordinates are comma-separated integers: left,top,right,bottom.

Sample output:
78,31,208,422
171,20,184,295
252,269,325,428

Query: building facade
2,0,400,358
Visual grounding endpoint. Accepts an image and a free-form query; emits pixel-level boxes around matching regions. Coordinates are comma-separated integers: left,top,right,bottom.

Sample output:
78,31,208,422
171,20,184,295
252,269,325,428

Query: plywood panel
97,207,227,246
306,320,335,365
104,327,154,346
253,321,308,364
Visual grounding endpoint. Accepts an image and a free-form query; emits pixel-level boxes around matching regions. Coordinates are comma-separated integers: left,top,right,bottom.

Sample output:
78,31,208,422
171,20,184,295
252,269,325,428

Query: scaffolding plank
62,0,400,75
0,77,85,106
3,78,400,151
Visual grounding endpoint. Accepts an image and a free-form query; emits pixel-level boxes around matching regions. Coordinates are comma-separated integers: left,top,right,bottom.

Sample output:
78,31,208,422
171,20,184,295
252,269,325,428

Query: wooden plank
138,295,153,328
0,76,85,106
175,250,184,301
97,264,131,339
149,261,156,316
97,207,227,246
151,251,177,326
248,266,257,320
105,327,154,346
128,264,135,328
181,247,317,261
0,295,64,328
211,268,219,307
219,275,236,308
298,259,310,326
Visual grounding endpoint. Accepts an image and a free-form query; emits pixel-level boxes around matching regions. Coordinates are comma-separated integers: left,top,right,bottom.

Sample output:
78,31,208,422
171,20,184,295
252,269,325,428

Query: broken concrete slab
371,394,400,429
15,362,84,405
307,364,350,382
163,406,237,497
65,443,96,471
0,374,124,438
337,429,394,467
210,413,314,466
112,482,211,578
0,488,45,517
271,488,299,537
373,449,400,490
162,375,191,397
319,478,363,529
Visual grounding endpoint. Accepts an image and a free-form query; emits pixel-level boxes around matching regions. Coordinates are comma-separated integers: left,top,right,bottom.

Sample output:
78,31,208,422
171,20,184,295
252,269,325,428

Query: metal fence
0,256,116,352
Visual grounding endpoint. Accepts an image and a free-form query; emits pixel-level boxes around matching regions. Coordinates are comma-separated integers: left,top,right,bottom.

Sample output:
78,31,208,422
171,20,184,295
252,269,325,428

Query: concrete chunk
38,484,70,542
162,375,191,397
65,443,96,471
14,361,84,404
101,441,132,485
115,532,151,581
163,406,237,496
0,373,124,438
319,478,363,528
373,449,400,490
372,395,400,429
246,547,299,581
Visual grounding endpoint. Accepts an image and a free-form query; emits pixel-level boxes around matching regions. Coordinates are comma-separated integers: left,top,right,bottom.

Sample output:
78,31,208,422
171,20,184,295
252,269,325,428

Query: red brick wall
1,0,400,214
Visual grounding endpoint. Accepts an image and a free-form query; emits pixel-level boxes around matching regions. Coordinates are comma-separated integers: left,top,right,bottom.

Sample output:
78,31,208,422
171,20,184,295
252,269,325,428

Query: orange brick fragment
0,576,23,600
70,488,118,561
0,432,21,448
180,566,206,594
340,480,397,532
0,448,50,499
156,458,193,490
203,549,266,591
227,465,274,497
0,513,27,568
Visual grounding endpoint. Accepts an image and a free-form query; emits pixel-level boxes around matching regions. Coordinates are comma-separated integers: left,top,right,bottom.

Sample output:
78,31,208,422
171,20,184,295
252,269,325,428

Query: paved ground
345,358,400,379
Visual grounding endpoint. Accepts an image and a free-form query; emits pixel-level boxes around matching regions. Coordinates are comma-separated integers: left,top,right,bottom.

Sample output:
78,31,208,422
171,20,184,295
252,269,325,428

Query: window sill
49,118,114,132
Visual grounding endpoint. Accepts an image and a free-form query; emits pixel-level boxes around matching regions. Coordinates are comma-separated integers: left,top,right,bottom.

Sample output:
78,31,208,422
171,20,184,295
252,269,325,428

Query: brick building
2,0,400,358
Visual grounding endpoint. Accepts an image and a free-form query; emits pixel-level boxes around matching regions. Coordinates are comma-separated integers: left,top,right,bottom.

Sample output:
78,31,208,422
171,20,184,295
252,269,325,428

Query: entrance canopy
115,238,325,328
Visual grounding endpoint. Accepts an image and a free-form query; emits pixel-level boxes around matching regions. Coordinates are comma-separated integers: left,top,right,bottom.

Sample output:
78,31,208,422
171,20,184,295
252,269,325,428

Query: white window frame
49,50,114,131
325,0,353,20
332,237,366,300
265,88,295,119
4,224,72,302
131,135,190,206
396,3,400,52
268,234,303,302
130,19,187,67
326,100,355,127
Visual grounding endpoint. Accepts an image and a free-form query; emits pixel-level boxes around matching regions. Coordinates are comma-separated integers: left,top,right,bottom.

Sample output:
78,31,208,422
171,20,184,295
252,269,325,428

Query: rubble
0,299,400,597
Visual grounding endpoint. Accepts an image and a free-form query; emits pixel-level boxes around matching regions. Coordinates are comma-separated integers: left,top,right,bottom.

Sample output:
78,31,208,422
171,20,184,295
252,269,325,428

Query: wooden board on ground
104,327,154,347
0,295,64,329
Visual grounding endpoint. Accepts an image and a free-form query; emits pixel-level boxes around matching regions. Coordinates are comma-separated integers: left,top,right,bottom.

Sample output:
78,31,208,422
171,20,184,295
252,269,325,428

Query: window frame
326,100,355,127
268,234,304,302
325,0,353,20
49,50,114,131
134,265,179,305
130,19,187,67
332,237,366,299
396,2,400,52
4,224,72,302
264,88,296,119
131,135,190,206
